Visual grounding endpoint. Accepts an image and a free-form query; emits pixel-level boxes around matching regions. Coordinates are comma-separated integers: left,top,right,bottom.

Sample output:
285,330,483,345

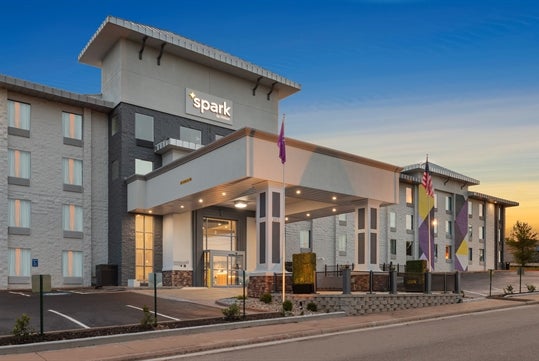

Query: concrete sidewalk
2,292,539,361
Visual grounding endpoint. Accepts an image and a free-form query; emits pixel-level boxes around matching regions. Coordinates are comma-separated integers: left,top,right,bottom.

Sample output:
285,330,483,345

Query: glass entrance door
203,250,245,287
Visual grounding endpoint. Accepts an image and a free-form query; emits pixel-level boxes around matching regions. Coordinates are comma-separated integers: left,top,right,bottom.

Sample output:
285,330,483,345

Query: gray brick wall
0,88,8,288
2,91,109,289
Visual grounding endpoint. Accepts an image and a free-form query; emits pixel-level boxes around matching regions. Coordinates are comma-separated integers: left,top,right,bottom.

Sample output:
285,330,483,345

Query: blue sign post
32,259,38,267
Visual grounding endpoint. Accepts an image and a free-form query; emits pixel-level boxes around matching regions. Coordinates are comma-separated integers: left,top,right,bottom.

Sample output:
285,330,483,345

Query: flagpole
278,114,286,303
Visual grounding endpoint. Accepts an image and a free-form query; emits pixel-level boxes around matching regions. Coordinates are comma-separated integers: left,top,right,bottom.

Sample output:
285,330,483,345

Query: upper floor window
180,126,202,145
135,113,154,142
8,149,31,185
8,248,31,277
445,245,453,261
468,201,473,217
445,220,453,237
337,234,347,254
433,193,438,209
8,100,31,133
479,203,484,218
337,213,347,225
63,158,83,191
390,239,397,256
445,196,453,213
300,230,311,249
111,115,119,136
405,187,413,205
479,226,485,240
63,204,83,237
389,211,396,230
405,214,414,231
62,112,83,141
468,224,473,241
479,248,485,263
8,199,31,231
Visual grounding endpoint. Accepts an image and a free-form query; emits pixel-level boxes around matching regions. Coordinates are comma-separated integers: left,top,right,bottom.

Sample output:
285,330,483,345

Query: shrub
12,314,34,339
222,303,241,321
504,284,514,294
306,302,318,312
282,299,293,312
527,284,536,292
236,294,246,300
259,293,272,304
140,305,155,328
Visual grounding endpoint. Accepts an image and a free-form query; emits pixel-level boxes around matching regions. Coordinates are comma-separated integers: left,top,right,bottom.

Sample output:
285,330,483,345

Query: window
8,149,31,184
111,160,119,180
135,113,154,142
445,220,453,237
135,159,153,175
389,212,396,230
62,112,83,141
406,214,414,231
479,248,485,263
433,219,438,235
300,230,311,249
468,201,473,217
180,126,202,145
63,204,83,236
478,203,484,218
337,213,347,225
445,196,452,213
433,193,438,209
405,187,413,204
338,234,347,255
8,248,31,277
406,241,413,257
468,224,473,241
390,239,397,257
62,251,83,277
8,199,31,229
445,245,452,261
479,226,485,241
8,100,31,132
468,248,473,262
63,158,83,191
434,243,438,260
135,215,154,281
111,115,119,136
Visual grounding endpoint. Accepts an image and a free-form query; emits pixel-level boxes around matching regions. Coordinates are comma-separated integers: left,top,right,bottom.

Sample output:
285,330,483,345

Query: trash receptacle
95,264,118,287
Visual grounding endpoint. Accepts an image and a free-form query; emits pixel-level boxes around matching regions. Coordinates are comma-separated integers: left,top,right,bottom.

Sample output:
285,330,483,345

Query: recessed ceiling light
198,199,203,203
296,190,302,195
332,196,337,201
306,213,310,217
332,208,336,212
234,200,247,209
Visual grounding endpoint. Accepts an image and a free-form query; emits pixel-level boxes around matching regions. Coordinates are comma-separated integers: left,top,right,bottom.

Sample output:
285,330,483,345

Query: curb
0,312,346,355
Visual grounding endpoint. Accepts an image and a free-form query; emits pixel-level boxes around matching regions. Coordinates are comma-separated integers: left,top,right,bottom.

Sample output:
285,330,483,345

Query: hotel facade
0,17,518,290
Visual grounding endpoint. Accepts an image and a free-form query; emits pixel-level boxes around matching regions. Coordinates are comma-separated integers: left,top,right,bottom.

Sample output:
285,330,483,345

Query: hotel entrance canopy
126,128,402,221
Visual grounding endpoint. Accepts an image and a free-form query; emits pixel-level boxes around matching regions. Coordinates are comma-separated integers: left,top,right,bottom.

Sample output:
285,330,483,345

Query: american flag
277,115,286,164
422,159,434,197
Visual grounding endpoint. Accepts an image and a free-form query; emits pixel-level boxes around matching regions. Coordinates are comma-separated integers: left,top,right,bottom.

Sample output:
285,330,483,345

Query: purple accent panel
454,195,468,271
418,209,435,269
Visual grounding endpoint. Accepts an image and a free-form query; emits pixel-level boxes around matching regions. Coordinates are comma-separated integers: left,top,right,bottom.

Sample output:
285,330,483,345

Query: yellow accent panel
456,240,469,255
418,185,434,220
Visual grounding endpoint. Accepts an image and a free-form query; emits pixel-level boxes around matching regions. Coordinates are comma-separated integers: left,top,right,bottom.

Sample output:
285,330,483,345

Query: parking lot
0,289,225,336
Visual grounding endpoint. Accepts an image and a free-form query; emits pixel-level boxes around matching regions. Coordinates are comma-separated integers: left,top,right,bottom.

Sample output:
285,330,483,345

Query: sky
2,0,538,233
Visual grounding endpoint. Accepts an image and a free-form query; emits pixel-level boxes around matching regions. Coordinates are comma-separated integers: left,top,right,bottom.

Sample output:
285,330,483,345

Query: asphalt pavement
2,288,539,361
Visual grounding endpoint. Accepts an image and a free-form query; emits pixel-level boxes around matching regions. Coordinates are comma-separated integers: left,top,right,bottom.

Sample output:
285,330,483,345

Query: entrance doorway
202,217,244,287
203,250,245,287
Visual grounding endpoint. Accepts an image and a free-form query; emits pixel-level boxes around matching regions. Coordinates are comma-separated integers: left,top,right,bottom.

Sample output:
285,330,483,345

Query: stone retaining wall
162,270,193,287
272,293,461,316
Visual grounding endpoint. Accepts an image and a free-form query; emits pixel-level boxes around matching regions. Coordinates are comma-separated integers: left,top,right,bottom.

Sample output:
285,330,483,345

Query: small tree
505,221,538,267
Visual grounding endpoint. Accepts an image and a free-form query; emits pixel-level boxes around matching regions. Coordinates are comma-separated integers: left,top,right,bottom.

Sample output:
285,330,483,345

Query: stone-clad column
355,199,382,271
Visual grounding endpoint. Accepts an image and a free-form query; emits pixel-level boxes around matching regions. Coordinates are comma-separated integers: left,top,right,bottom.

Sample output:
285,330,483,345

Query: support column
248,185,287,297
355,200,381,271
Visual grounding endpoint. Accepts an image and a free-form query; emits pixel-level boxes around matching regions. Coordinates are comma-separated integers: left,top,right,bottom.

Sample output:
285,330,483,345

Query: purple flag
277,118,286,164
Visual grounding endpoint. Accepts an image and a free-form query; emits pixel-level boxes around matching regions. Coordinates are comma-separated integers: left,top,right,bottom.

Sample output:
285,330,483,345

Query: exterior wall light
234,200,247,209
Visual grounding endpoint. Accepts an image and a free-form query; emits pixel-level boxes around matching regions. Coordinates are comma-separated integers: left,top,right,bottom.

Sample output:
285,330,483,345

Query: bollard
424,271,432,294
242,270,246,319
368,270,374,294
390,270,397,294
40,275,44,335
489,269,493,297
342,266,351,294
454,271,461,295
153,272,157,327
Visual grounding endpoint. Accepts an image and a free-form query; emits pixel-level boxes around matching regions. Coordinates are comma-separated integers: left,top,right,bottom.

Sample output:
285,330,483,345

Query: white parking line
48,309,90,329
126,304,181,321
9,291,30,297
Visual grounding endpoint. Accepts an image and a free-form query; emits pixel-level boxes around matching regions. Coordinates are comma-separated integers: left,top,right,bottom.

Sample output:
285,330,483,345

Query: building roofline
402,162,480,186
468,191,519,207
79,16,301,99
0,73,114,112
